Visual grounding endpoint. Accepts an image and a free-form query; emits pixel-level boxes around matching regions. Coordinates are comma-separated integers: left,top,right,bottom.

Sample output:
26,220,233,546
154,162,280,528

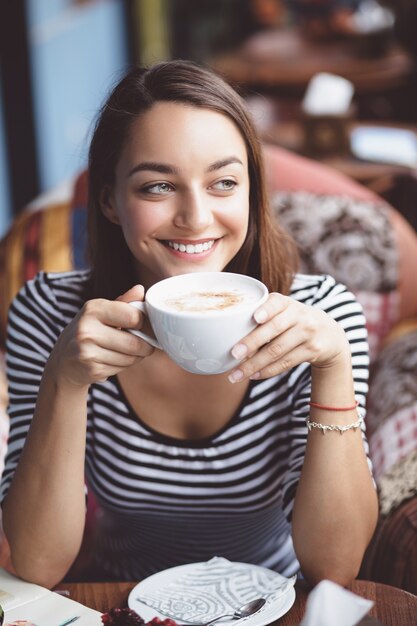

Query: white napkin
302,73,354,116
300,580,373,626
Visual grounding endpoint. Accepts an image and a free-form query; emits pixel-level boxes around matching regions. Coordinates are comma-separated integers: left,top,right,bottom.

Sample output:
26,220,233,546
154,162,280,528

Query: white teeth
167,240,215,254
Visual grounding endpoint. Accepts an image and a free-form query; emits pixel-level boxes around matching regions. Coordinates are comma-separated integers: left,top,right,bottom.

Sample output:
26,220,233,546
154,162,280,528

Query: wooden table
210,27,416,125
210,28,414,97
63,579,417,625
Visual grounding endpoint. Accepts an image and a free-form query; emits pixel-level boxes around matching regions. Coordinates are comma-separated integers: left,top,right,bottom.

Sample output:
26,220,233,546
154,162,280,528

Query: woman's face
104,102,250,288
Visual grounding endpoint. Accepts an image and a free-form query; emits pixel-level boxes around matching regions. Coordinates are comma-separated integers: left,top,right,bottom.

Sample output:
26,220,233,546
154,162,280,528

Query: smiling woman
0,60,377,589
100,102,251,288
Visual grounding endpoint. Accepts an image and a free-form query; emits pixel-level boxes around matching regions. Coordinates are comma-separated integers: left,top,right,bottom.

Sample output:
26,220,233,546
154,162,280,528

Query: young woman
0,60,378,588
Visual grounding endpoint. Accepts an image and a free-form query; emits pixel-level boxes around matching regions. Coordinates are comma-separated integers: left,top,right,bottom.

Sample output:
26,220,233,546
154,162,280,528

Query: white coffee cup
127,272,269,375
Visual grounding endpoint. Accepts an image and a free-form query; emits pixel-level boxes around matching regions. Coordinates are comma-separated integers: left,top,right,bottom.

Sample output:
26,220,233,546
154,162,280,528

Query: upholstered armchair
0,144,416,591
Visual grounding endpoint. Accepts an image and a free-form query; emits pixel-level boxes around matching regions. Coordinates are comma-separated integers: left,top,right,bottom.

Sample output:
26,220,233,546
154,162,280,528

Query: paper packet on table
300,580,373,626
0,567,102,625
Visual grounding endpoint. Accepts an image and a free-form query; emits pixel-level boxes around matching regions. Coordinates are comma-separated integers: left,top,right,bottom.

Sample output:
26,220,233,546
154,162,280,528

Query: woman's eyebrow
206,157,244,172
128,162,179,176
128,156,243,177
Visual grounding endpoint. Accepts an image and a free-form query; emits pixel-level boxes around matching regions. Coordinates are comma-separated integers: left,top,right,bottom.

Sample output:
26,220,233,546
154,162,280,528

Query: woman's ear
100,186,120,225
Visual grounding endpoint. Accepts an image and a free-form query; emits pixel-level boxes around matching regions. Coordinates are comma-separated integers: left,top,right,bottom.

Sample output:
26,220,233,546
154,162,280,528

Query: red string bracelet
309,400,359,411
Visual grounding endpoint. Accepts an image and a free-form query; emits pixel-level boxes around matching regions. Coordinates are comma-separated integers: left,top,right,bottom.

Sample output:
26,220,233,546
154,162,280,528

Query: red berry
101,607,146,625
146,617,179,626
101,610,179,626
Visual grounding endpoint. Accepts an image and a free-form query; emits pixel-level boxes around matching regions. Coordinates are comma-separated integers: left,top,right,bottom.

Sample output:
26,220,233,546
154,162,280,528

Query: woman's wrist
311,334,352,372
310,344,358,425
43,354,90,397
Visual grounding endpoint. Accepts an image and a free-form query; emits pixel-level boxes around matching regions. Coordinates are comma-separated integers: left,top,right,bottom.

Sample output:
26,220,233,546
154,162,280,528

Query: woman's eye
142,182,173,195
211,179,237,192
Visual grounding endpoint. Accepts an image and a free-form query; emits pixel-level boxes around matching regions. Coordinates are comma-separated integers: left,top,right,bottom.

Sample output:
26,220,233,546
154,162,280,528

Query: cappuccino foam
163,289,256,313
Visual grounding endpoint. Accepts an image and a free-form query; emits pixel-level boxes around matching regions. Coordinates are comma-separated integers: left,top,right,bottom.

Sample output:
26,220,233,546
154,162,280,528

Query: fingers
79,345,144,384
234,295,297,359
253,292,290,324
227,293,292,383
230,293,295,362
79,301,153,356
227,292,338,384
228,328,305,383
77,318,154,359
82,298,144,332
116,284,145,304
64,343,145,386
65,322,154,387
53,292,156,388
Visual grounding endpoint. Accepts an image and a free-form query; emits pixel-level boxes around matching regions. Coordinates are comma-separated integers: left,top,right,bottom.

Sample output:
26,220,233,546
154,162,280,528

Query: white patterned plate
128,560,296,626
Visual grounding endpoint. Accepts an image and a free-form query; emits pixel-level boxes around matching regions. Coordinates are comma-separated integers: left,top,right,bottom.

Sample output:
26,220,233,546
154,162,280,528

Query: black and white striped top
0,270,370,581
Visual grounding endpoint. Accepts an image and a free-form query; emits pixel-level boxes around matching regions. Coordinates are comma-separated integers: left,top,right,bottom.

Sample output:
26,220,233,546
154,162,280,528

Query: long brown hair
87,60,298,299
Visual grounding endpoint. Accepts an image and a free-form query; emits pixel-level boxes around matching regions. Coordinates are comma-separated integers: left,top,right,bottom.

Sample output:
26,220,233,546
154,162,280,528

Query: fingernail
232,343,247,359
228,369,243,383
254,308,267,323
250,372,260,380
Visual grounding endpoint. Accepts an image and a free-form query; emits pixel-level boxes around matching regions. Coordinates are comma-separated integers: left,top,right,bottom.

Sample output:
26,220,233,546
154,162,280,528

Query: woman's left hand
228,292,350,383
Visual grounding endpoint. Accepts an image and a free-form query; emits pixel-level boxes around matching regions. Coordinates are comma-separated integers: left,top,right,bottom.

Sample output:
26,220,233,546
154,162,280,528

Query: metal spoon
195,598,267,626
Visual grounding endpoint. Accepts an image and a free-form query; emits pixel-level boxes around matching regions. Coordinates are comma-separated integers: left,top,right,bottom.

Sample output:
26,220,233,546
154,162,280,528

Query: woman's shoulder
10,269,91,324
40,268,92,293
289,273,357,307
290,272,336,294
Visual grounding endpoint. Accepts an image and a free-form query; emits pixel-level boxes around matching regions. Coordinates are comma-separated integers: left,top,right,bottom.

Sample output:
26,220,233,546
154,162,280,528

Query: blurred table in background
210,28,415,120
261,120,417,187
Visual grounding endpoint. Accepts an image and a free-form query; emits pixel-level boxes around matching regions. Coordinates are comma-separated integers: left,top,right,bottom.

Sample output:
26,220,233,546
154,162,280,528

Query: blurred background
1,0,417,238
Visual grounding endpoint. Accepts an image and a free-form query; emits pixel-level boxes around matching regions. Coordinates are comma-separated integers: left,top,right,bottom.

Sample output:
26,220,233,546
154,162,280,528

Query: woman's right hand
48,284,154,388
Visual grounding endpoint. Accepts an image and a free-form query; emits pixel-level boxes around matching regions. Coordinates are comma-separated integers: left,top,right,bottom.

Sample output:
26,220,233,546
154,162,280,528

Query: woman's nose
173,189,214,231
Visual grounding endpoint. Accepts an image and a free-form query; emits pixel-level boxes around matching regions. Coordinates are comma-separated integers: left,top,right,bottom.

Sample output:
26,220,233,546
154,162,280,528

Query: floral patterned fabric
270,191,400,360
366,328,417,501
270,191,398,292
377,450,417,517
367,329,417,432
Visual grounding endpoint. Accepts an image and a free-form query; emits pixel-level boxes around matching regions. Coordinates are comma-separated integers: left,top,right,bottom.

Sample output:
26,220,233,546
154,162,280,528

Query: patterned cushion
377,450,417,517
270,191,400,360
271,191,398,292
367,326,417,433
366,325,417,484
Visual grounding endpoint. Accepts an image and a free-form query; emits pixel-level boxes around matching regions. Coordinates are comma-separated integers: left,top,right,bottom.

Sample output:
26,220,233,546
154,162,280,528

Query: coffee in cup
161,287,258,314
127,272,268,375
